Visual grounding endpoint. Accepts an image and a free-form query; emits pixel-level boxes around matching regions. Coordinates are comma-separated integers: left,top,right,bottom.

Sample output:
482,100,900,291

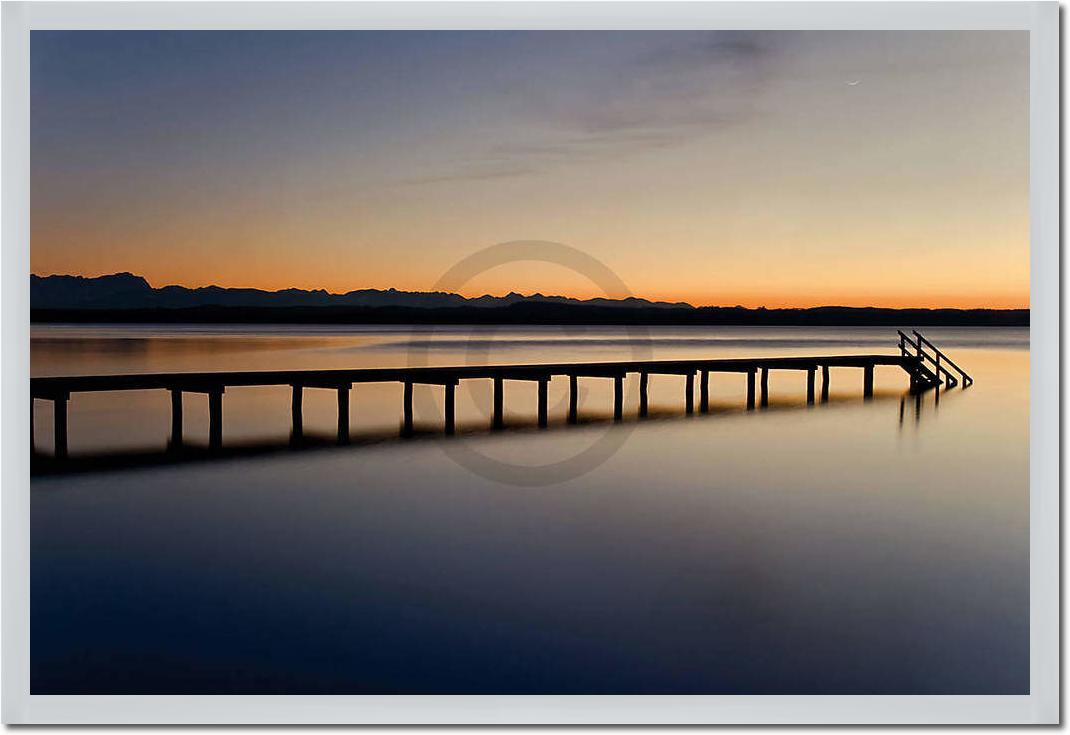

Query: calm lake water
31,324,1029,694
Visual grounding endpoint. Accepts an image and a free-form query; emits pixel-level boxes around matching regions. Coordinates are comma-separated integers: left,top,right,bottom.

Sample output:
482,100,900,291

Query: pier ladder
897,330,973,389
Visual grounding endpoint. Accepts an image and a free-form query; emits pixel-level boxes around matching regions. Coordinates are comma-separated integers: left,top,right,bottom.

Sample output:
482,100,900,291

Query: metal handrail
896,331,958,388
912,331,973,386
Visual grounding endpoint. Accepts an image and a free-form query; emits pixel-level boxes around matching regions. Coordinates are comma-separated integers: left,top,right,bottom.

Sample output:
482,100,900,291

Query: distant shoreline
31,304,1029,327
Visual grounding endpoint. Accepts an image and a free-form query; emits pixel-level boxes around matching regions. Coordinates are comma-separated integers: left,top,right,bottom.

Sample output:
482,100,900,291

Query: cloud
638,33,771,72
566,32,776,134
402,32,781,185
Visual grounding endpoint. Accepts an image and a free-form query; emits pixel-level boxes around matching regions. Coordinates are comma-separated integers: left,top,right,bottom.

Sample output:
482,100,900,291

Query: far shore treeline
30,273,1028,327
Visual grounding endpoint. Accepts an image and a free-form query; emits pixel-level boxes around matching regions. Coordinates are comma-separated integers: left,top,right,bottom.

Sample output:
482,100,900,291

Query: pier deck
31,329,974,460
35,338,980,460
31,354,915,395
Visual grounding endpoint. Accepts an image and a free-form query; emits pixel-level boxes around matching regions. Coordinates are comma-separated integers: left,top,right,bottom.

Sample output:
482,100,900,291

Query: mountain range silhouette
31,272,691,311
30,272,1028,326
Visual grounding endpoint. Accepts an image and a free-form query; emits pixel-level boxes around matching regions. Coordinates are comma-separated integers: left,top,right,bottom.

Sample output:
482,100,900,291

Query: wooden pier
31,331,971,459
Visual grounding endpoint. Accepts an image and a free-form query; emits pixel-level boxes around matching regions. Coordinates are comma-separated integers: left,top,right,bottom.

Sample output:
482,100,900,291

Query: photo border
2,1,1059,724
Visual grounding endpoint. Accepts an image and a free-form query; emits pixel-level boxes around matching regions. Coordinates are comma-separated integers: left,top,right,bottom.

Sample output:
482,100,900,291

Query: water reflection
33,389,931,477
898,382,963,428
30,326,1029,695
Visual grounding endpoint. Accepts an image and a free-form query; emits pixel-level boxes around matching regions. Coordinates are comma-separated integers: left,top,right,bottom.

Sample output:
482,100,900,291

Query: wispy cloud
638,33,770,72
402,32,782,185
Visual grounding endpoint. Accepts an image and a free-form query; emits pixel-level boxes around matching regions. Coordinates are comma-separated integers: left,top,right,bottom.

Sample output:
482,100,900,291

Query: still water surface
31,325,1029,693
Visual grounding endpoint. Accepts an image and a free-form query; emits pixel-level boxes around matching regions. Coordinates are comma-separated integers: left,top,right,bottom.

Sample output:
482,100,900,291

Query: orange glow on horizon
30,269,1030,311
30,30,1029,317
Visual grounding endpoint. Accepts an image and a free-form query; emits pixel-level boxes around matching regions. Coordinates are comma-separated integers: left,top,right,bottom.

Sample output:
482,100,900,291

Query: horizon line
30,271,1031,312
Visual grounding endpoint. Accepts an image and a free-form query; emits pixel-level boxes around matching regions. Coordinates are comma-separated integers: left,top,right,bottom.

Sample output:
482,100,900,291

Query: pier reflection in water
31,326,1028,694
33,388,944,477
32,328,964,464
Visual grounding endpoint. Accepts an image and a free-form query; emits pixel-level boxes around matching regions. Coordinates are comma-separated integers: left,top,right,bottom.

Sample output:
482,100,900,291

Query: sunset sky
31,30,1028,309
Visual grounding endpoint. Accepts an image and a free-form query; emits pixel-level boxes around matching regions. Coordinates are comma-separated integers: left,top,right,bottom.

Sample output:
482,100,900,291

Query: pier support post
821,365,830,402
863,365,874,399
685,372,695,415
208,389,223,450
639,372,648,417
170,389,183,449
291,384,303,442
806,368,816,405
699,370,709,413
53,394,68,459
403,381,414,436
444,382,456,435
337,386,350,444
746,370,756,410
760,367,770,407
568,375,578,424
537,379,548,428
493,377,504,429
613,375,624,422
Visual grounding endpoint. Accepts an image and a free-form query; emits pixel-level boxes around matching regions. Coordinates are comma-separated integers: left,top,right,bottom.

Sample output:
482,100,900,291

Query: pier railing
912,330,973,387
896,330,973,388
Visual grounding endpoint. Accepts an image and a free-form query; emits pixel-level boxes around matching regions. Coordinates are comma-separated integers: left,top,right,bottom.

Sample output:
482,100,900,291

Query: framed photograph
3,1,1059,725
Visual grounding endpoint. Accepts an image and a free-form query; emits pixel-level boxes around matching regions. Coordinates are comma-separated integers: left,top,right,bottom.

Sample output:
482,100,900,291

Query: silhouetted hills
31,273,690,311
32,272,155,309
30,273,1028,326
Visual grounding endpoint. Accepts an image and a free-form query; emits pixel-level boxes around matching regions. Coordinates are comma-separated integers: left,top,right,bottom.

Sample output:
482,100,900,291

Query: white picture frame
2,2,1059,724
